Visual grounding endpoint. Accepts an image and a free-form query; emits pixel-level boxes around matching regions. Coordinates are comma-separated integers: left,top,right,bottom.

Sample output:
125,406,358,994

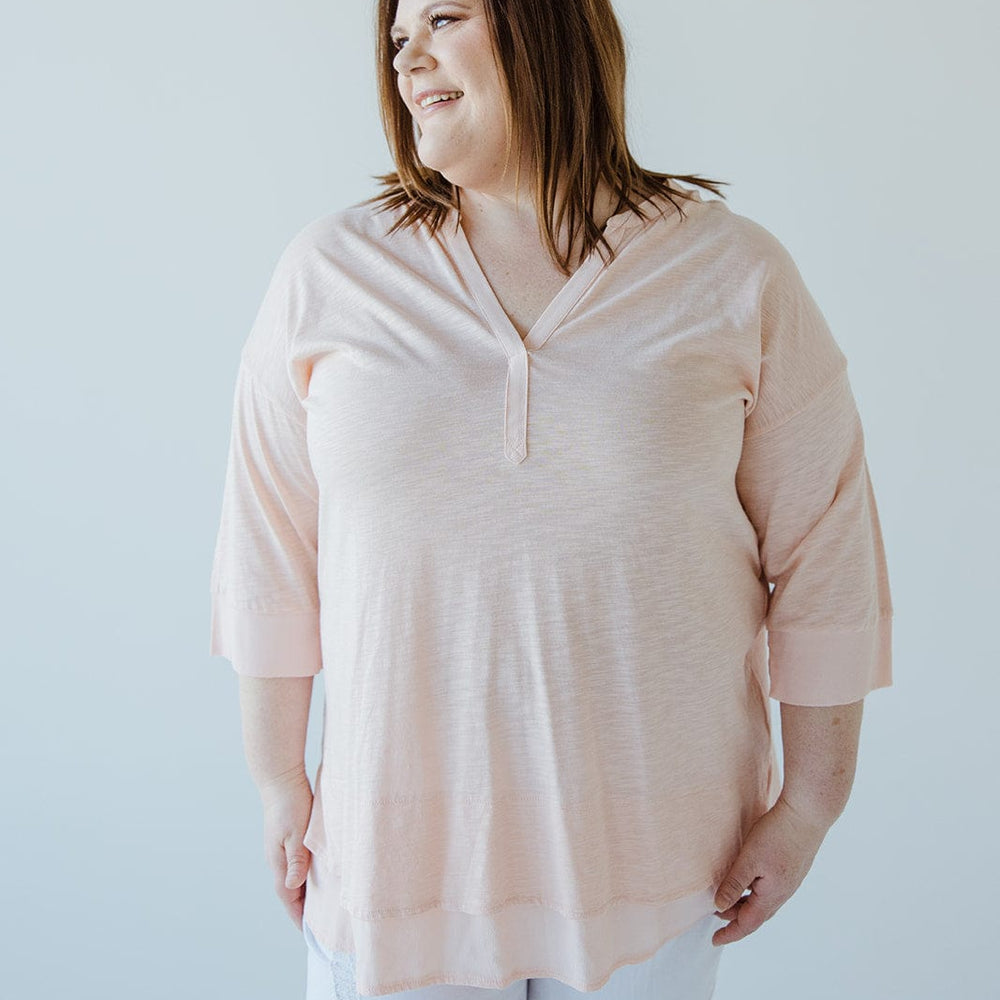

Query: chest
297,214,758,470
466,240,578,342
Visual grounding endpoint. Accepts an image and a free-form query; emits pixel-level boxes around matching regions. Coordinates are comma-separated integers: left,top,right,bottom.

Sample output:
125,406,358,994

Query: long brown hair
362,0,729,274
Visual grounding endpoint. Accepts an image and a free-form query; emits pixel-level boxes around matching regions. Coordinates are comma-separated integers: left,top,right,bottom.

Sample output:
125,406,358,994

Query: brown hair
362,0,729,275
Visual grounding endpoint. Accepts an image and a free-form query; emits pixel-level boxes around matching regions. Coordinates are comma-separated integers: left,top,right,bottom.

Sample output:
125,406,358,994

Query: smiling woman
208,0,894,997
370,0,727,274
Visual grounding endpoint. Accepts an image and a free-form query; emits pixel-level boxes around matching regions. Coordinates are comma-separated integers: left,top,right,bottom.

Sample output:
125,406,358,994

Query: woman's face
390,0,523,193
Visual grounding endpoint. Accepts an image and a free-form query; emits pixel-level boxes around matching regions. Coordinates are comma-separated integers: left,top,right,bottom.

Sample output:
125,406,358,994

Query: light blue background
1,1,995,997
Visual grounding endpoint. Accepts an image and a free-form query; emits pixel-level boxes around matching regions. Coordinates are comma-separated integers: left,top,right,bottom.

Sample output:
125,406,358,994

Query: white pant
304,911,726,999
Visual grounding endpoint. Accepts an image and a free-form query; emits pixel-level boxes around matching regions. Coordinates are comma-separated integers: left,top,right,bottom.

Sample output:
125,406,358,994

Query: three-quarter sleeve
735,234,893,706
208,245,322,677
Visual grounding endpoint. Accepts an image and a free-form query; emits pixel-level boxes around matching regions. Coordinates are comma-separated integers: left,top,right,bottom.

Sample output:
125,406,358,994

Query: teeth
420,91,463,108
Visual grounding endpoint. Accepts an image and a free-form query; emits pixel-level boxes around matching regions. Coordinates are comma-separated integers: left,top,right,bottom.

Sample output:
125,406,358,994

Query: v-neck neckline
447,193,670,356
439,191,677,465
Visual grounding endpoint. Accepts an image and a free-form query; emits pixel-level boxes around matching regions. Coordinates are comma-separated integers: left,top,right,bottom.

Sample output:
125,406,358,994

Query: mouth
418,92,464,115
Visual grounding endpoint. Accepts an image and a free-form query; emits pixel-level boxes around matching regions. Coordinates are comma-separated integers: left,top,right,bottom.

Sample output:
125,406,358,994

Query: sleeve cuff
766,615,892,705
209,599,322,677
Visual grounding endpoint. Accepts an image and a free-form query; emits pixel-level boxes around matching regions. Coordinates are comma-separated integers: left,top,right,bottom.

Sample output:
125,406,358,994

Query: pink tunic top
209,187,893,995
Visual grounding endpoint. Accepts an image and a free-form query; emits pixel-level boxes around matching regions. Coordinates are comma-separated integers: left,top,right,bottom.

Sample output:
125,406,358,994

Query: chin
415,145,458,179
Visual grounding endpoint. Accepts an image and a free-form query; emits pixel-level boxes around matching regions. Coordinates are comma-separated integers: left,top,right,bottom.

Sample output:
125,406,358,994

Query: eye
391,12,455,51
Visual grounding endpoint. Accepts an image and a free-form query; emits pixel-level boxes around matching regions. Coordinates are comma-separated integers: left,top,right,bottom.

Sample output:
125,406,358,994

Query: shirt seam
241,362,307,423
211,591,319,615
766,614,893,634
743,367,846,441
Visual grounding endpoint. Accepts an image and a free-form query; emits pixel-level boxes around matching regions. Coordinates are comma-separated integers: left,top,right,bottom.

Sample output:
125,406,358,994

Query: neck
457,179,621,263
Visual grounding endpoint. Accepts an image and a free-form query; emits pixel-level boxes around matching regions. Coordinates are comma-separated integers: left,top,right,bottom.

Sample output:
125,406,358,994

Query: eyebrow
390,2,471,40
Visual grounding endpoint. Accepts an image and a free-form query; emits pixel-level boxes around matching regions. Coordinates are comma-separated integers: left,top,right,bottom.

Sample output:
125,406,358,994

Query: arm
713,697,866,944
715,236,892,945
776,698,864,830
208,238,325,930
238,675,314,794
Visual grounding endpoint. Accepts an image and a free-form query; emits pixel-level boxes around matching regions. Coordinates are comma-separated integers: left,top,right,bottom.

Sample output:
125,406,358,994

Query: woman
209,0,894,996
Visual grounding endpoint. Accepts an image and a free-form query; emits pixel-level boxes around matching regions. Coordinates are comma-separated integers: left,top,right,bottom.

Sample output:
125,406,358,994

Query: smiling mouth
419,93,463,113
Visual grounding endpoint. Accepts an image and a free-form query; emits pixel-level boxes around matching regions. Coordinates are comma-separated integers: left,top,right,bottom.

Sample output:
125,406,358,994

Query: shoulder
662,186,794,269
273,198,423,280
695,193,805,287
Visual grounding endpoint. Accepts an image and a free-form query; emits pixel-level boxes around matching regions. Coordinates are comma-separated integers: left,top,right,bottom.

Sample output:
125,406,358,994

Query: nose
393,36,435,76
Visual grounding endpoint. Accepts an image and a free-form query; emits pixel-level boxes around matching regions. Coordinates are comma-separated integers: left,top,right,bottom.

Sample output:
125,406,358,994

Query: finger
284,843,312,888
714,871,753,914
712,894,767,945
281,886,306,928
274,874,299,905
712,897,746,944
274,858,308,900
275,886,305,926
714,888,751,920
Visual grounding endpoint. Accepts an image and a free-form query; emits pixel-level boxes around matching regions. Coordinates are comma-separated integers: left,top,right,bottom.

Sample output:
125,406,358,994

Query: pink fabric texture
209,187,893,996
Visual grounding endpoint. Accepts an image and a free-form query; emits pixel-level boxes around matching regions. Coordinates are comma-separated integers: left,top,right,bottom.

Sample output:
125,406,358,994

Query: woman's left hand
711,794,831,945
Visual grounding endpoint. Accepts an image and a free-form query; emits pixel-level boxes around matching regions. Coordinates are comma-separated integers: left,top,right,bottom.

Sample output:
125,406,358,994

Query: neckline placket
447,197,666,463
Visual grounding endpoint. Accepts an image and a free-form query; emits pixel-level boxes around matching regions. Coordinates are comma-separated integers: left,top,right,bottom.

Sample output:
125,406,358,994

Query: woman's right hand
258,768,315,930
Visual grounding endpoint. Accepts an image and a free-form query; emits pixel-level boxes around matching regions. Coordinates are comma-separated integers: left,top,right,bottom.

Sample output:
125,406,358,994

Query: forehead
390,0,474,35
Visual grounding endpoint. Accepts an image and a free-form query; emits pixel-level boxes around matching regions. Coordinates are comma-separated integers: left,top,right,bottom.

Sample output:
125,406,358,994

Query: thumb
714,850,755,912
284,842,311,889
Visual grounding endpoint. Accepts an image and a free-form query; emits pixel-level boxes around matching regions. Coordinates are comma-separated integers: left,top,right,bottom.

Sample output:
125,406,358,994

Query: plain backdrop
1,1,996,997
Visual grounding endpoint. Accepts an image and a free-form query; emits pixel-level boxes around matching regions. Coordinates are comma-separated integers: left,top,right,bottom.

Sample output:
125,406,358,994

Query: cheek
462,68,507,115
